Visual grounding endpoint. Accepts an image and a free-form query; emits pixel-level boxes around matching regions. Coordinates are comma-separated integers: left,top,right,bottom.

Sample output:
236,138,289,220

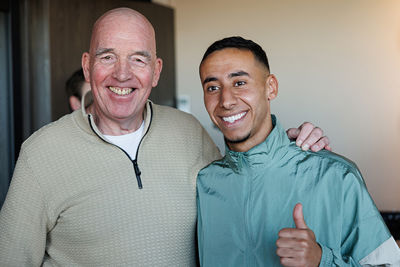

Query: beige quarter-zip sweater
0,100,221,266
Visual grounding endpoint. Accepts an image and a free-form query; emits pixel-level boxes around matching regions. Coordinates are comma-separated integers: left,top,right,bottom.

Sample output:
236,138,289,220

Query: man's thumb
293,203,308,229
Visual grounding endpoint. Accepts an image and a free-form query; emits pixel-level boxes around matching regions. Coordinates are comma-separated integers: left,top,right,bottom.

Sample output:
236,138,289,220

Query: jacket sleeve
197,188,205,267
319,243,373,266
0,149,48,266
319,238,400,267
319,169,400,266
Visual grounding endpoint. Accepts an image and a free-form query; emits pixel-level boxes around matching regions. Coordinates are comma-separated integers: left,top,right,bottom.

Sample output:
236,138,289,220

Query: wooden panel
49,0,176,121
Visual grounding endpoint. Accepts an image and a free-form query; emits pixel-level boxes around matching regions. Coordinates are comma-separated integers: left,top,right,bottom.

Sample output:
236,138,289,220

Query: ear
82,52,91,83
152,58,163,87
69,96,82,111
266,74,278,100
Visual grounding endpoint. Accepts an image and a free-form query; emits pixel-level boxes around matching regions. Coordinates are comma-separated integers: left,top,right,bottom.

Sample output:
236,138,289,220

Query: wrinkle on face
82,8,162,135
90,8,157,59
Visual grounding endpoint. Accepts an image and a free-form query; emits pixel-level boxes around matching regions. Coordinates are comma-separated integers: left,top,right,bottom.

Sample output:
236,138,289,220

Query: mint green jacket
197,115,399,266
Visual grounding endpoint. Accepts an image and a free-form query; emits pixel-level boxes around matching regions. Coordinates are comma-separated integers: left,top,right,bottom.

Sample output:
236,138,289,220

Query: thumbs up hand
276,203,322,267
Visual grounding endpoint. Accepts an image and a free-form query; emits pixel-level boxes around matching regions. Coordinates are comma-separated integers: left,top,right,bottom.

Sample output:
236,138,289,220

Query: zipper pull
133,160,143,189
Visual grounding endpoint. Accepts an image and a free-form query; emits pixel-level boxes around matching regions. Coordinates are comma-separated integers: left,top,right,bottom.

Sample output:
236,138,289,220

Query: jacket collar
73,91,153,139
224,115,291,172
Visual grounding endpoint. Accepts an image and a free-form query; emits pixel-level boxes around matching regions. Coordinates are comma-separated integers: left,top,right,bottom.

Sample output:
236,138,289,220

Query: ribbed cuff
318,243,334,267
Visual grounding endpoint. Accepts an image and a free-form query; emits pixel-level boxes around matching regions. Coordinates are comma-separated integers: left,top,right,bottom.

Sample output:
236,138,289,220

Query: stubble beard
224,132,251,145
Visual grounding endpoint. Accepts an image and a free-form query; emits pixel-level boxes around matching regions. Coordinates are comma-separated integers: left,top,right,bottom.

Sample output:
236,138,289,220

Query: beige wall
158,0,400,210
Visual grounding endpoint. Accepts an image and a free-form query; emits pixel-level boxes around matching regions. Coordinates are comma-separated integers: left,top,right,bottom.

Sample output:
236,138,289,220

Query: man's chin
224,133,251,144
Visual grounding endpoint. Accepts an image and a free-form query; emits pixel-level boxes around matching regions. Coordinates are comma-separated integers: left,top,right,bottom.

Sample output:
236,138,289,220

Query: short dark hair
201,36,270,71
65,68,85,98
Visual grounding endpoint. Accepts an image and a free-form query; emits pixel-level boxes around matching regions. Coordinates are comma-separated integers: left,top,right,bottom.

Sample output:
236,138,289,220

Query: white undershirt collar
103,121,145,160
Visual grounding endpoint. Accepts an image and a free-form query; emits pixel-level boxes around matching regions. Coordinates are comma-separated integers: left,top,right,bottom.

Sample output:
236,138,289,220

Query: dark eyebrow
229,71,249,78
202,77,217,85
202,71,249,85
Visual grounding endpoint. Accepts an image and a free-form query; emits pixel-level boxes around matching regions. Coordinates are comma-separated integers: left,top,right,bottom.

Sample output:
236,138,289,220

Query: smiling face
82,8,162,134
200,48,278,152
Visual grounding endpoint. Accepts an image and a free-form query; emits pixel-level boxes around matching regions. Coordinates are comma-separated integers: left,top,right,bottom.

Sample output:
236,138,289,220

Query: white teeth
222,112,246,123
108,86,133,96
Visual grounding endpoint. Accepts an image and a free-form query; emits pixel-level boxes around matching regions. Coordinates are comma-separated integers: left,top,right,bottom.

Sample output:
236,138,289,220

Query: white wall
158,0,400,210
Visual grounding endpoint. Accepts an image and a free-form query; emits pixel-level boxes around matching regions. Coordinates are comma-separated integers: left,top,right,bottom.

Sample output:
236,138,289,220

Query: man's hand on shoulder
287,122,332,152
276,203,322,267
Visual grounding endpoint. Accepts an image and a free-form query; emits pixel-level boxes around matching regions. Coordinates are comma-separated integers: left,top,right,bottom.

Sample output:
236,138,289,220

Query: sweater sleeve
200,126,222,168
0,149,48,266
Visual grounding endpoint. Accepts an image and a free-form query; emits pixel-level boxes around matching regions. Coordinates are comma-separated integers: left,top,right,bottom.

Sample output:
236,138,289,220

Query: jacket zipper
87,103,153,189
244,156,254,266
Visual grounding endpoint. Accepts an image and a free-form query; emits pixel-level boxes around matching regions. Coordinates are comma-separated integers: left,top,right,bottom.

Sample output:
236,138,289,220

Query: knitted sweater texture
0,100,221,266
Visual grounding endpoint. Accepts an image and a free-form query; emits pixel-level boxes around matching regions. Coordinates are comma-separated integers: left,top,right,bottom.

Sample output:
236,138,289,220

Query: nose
112,59,133,82
220,87,237,109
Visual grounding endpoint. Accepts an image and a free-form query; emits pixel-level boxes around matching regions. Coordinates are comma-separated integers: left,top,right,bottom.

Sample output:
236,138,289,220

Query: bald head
89,8,157,57
81,7,163,134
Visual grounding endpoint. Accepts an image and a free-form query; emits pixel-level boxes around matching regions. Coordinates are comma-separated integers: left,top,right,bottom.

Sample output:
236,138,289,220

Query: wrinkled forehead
90,9,156,54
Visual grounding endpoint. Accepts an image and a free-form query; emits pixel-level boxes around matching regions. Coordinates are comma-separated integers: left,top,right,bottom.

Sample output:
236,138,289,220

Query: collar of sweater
73,90,153,139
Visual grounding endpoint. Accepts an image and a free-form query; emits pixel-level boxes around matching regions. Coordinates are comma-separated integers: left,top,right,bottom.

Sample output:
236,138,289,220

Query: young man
197,36,400,266
0,9,330,266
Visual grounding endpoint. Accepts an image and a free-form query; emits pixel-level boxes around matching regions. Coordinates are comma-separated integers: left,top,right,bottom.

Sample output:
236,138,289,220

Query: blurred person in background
65,68,91,111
